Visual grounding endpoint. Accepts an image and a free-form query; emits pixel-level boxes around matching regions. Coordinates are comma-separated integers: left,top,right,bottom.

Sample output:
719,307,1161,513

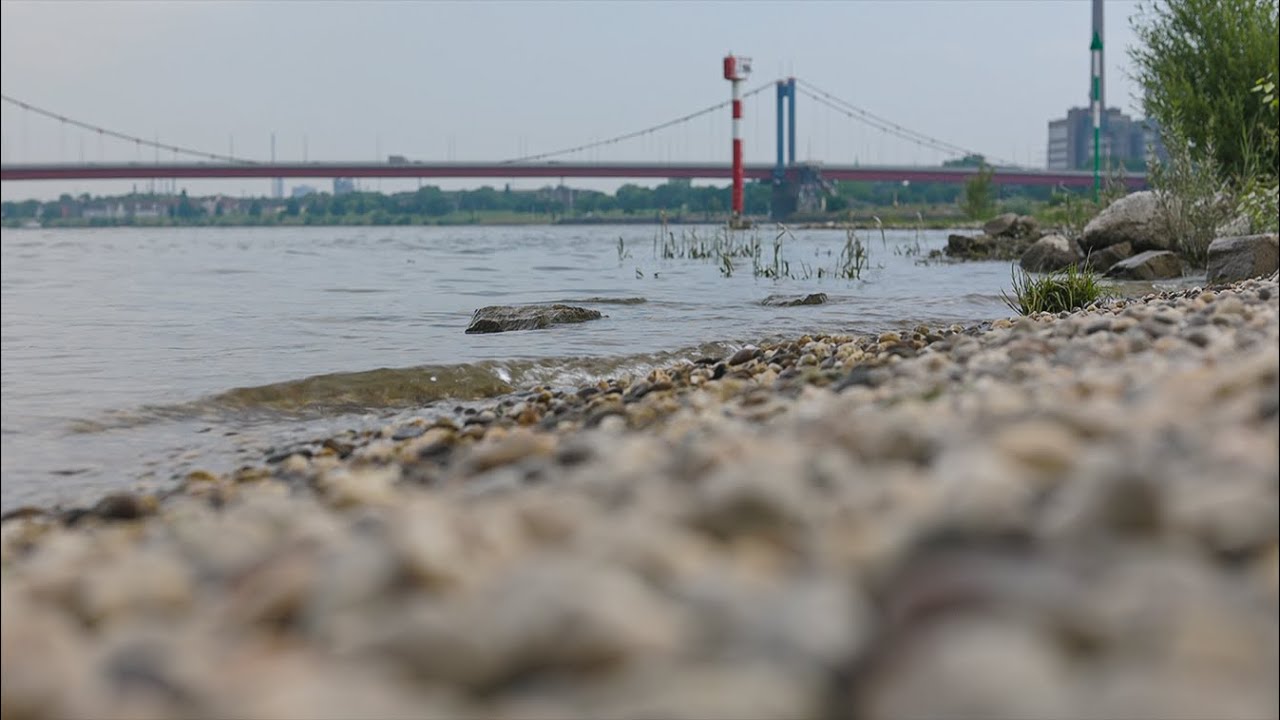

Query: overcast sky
1,0,1146,201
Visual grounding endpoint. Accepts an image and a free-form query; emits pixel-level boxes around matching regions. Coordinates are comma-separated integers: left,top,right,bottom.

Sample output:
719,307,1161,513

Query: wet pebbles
3,275,1278,720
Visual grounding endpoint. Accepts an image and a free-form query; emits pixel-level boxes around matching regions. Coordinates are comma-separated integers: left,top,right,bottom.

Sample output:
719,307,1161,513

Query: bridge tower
770,78,828,219
774,78,796,182
723,54,752,224
771,78,802,218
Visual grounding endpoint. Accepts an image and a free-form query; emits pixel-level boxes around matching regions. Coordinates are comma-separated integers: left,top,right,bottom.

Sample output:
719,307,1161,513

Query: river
2,223,1019,510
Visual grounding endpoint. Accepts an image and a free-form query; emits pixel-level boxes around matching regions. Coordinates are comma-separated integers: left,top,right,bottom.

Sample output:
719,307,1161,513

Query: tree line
3,173,1069,227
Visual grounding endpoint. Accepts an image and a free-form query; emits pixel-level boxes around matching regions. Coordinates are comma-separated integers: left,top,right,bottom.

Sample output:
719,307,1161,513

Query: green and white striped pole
1090,31,1103,201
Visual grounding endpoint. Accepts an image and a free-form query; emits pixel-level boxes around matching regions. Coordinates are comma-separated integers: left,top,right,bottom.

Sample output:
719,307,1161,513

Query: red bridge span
0,162,1146,189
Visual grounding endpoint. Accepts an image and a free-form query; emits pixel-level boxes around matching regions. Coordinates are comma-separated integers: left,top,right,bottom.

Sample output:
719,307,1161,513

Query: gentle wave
69,342,741,431
553,297,648,305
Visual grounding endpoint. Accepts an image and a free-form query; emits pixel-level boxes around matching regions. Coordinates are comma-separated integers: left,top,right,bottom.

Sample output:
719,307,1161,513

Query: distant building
1046,107,1166,171
80,199,172,220
81,203,123,220
133,202,166,219
200,196,241,216
291,185,318,198
333,177,355,195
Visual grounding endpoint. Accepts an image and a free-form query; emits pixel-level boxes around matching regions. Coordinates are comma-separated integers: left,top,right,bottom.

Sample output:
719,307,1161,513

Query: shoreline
3,273,1277,718
3,216,975,231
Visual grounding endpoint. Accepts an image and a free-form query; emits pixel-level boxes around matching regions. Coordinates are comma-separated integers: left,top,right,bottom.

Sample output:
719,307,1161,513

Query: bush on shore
1131,0,1278,183
1131,0,1278,264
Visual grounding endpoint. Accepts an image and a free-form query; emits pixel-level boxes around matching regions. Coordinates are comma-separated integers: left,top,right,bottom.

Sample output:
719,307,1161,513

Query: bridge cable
796,84,985,161
0,93,257,165
796,80,985,159
500,81,776,164
800,85,969,156
795,80,1016,167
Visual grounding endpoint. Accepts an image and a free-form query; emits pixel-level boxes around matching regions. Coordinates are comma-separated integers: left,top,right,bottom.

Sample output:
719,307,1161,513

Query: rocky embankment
945,195,1279,283
944,212,1043,262
3,276,1279,720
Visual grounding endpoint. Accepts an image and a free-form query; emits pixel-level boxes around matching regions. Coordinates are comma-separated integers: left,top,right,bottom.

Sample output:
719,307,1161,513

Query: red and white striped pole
731,73,744,217
723,54,751,221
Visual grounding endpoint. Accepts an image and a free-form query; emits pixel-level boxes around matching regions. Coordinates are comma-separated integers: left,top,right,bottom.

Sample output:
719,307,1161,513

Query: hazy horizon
2,0,1146,201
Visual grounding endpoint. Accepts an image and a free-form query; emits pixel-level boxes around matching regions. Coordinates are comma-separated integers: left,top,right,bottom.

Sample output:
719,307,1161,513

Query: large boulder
1105,250,1184,280
1206,234,1279,284
1081,191,1168,253
982,213,1018,237
947,233,990,257
762,293,828,307
1079,242,1134,273
1019,234,1078,273
983,213,1041,240
465,304,603,334
945,233,1033,261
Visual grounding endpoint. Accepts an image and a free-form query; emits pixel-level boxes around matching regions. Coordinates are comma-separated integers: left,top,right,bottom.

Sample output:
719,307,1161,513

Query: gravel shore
3,274,1278,720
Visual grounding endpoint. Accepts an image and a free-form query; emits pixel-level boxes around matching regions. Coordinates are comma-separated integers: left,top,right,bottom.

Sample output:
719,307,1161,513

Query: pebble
728,346,761,366
90,493,157,522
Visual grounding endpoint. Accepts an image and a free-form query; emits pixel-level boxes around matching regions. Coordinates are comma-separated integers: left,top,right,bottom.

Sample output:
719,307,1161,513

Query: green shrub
961,163,996,221
1001,264,1110,316
1148,129,1236,266
1131,0,1279,182
1239,75,1280,234
1238,177,1280,234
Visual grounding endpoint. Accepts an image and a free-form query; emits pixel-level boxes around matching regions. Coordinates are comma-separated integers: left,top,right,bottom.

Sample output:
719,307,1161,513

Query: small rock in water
761,293,828,307
465,304,604,334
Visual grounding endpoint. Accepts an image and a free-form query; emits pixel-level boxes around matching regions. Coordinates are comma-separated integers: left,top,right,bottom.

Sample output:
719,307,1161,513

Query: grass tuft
1001,264,1110,316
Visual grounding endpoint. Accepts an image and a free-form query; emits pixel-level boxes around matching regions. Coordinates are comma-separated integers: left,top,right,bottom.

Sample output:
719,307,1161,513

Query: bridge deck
0,162,1144,188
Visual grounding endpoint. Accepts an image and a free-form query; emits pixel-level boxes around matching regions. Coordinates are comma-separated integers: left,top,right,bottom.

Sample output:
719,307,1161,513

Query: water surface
3,224,1024,509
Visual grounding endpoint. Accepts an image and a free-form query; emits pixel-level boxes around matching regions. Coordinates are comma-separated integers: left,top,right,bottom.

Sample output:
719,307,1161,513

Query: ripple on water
455,289,510,297
3,225,1015,509
553,297,648,305
69,343,742,428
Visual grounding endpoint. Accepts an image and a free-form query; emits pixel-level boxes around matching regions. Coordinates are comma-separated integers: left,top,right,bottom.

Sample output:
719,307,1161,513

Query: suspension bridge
0,160,1119,187
0,70,1146,218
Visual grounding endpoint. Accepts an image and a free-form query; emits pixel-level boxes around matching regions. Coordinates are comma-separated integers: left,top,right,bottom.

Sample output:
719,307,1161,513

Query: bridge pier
769,79,834,220
771,163,833,220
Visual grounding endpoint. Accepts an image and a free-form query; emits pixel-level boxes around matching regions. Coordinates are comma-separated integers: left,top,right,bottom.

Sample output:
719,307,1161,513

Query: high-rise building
1047,107,1165,170
1048,109,1089,170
